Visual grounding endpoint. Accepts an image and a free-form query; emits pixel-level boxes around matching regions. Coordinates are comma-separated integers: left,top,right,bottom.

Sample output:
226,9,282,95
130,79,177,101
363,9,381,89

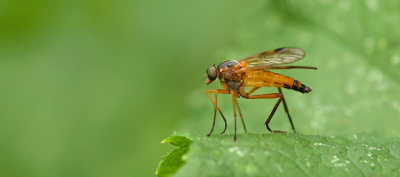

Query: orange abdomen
244,70,294,88
244,70,312,93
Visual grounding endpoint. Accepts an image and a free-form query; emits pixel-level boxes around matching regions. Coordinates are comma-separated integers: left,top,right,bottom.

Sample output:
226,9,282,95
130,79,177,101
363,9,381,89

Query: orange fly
204,47,317,141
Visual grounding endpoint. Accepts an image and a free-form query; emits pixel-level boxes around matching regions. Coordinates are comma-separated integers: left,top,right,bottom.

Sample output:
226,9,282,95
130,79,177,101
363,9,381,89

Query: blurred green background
1,0,400,176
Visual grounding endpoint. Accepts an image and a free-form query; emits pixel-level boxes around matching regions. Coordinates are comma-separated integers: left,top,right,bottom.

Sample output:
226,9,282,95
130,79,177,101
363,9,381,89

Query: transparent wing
239,47,306,67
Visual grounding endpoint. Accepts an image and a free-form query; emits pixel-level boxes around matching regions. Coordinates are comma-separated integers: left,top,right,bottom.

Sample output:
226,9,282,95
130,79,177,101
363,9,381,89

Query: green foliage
156,135,193,177
2,0,400,176
158,134,400,177
180,0,400,144
165,1,400,176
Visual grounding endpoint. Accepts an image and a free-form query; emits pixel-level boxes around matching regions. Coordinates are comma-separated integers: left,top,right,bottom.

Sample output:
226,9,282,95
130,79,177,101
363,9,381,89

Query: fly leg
234,87,260,133
247,92,287,133
234,98,247,133
205,89,230,136
246,87,260,95
278,88,296,133
231,94,238,141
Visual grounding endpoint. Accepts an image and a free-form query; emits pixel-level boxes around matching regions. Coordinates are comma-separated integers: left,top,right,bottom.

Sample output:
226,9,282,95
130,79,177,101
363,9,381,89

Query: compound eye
206,64,217,81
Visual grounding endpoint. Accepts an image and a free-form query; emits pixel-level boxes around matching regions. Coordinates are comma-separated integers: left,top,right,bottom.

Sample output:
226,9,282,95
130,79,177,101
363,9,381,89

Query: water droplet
229,147,237,153
367,152,373,159
236,151,244,157
228,146,244,157
313,142,331,147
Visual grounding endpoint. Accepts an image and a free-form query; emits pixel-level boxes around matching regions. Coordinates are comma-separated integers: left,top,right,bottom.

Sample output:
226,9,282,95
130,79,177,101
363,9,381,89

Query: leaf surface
158,134,400,177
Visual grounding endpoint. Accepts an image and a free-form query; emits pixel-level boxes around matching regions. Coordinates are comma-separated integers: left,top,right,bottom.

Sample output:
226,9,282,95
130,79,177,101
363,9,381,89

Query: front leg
205,89,230,136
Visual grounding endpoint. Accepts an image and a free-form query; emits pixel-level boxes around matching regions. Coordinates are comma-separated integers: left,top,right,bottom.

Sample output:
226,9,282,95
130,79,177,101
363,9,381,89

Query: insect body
205,47,317,141
245,69,312,93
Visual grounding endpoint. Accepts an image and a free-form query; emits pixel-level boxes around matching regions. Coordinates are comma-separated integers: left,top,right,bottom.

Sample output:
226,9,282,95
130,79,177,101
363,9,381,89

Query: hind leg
278,88,296,133
246,92,287,133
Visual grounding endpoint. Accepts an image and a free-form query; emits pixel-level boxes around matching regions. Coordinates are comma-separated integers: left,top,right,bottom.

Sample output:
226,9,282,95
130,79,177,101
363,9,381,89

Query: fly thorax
226,81,242,92
226,75,244,92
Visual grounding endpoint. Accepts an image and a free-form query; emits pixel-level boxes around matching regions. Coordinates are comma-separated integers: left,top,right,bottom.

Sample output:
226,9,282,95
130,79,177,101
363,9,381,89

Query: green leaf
158,133,400,177
159,1,400,177
156,135,193,177
180,0,400,143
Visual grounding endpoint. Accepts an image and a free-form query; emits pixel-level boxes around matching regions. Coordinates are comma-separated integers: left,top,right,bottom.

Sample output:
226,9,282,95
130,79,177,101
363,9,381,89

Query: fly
204,47,317,141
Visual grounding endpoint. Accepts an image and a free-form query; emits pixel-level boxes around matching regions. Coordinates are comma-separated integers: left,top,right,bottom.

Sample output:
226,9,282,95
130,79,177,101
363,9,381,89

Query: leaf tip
160,139,168,144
